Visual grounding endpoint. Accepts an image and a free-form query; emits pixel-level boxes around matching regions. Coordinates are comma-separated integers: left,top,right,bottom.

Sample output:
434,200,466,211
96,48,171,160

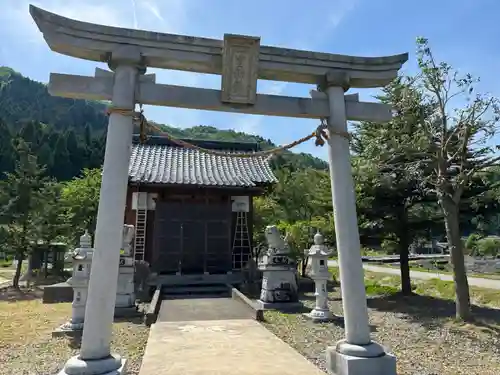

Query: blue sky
1,0,499,160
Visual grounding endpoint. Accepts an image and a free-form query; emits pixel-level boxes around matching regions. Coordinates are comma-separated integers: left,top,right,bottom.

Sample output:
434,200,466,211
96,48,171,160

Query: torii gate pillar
323,72,396,374
60,48,144,375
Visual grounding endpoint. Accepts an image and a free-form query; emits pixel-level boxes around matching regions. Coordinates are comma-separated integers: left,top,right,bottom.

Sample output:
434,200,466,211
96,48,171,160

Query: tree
278,215,335,276
268,168,334,276
463,167,500,236
400,38,500,319
252,195,284,251
60,168,102,244
271,167,331,222
352,77,442,295
354,158,439,294
51,133,73,180
34,181,68,275
0,139,46,288
0,118,14,177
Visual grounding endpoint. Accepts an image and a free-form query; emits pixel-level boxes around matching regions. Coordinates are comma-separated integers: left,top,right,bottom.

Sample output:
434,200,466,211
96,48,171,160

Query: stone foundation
43,282,73,303
326,341,397,375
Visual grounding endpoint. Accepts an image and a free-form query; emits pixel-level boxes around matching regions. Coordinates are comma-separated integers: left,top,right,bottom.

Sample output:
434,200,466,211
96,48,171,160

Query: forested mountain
0,67,327,181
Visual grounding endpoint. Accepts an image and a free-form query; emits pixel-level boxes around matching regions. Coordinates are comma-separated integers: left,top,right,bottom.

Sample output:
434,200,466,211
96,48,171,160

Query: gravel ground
0,288,150,375
263,288,500,375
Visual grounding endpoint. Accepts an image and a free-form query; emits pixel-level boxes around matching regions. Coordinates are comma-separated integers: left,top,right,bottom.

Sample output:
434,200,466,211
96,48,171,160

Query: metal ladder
134,193,148,261
232,211,251,270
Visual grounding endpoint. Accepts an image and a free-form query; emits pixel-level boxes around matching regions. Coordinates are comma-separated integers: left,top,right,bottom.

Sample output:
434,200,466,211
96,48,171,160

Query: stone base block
43,282,73,303
52,323,83,338
114,306,141,319
57,354,127,375
115,293,136,308
304,308,338,323
326,343,396,375
256,299,303,311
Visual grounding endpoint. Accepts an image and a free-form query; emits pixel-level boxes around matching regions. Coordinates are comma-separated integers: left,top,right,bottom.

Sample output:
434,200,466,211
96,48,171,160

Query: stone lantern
257,225,301,310
53,231,94,336
305,231,335,322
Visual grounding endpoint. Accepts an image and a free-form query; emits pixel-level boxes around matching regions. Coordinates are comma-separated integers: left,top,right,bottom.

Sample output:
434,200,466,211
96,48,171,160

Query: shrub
476,237,500,257
465,233,483,255
381,238,399,255
0,259,12,268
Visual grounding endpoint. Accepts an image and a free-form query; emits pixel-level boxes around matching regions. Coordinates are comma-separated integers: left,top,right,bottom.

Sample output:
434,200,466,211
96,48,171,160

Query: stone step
153,273,242,286
161,284,230,296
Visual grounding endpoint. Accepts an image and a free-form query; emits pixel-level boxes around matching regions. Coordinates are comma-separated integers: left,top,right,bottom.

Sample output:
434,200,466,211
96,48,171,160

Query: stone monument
257,225,301,310
115,224,137,316
53,231,93,336
304,231,335,323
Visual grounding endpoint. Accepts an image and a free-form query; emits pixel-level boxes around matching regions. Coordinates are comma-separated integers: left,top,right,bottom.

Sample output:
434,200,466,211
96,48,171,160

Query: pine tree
51,133,72,180
0,118,14,176
0,138,47,288
34,180,68,276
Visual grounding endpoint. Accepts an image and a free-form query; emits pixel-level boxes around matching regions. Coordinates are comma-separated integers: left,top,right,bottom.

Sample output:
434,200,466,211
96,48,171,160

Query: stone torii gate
30,5,407,375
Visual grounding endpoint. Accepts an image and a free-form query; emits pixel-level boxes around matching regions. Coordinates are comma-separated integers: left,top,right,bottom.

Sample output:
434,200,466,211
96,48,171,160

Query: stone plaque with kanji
221,34,260,105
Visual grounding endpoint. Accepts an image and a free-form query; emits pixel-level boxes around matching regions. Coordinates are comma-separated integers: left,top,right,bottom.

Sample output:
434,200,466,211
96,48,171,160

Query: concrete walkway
138,319,325,375
328,260,500,290
139,297,325,375
157,296,255,322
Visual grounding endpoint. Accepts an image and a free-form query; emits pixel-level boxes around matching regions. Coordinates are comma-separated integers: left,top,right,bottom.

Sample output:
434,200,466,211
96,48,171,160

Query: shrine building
124,135,277,280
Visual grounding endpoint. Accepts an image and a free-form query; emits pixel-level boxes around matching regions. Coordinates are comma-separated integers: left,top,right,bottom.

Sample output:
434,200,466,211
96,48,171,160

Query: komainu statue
257,225,300,309
121,224,135,257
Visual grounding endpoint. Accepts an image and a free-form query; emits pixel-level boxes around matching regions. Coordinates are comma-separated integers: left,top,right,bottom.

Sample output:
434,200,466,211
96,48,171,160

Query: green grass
0,293,149,375
365,282,400,296
0,260,12,268
329,248,390,260
329,266,500,308
377,262,500,280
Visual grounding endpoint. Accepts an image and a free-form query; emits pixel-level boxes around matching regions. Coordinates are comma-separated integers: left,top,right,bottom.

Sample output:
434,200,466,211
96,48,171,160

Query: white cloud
233,115,265,135
43,1,132,28
1,0,134,49
131,0,139,28
137,0,189,34
327,0,358,30
138,0,164,23
2,0,189,44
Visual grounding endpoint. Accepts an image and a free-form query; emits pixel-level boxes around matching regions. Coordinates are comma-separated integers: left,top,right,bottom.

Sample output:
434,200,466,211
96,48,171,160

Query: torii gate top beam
30,5,408,89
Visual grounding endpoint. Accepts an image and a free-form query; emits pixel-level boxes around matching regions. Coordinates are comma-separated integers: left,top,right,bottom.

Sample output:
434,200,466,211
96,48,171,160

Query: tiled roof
128,138,278,187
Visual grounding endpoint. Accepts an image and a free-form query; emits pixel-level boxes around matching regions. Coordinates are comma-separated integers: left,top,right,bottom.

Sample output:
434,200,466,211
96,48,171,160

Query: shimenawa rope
106,105,349,159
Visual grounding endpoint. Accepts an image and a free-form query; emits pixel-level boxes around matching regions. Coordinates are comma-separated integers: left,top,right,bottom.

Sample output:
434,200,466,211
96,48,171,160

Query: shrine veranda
29,5,408,375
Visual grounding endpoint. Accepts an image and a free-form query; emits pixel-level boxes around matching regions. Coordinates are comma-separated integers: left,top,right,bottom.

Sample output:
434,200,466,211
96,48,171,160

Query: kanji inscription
221,34,260,105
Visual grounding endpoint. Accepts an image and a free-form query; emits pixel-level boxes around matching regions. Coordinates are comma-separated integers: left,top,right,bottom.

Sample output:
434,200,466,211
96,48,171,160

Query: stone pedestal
115,256,139,317
304,232,336,323
53,231,94,337
115,224,139,317
58,355,127,375
257,225,301,310
326,341,396,375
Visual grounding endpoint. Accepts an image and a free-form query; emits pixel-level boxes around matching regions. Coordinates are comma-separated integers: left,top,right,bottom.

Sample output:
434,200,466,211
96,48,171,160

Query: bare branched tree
412,37,500,320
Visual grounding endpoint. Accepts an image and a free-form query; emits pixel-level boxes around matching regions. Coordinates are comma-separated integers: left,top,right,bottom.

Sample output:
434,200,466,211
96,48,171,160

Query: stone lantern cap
307,232,332,256
72,252,87,261
71,230,94,261
80,230,92,248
